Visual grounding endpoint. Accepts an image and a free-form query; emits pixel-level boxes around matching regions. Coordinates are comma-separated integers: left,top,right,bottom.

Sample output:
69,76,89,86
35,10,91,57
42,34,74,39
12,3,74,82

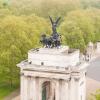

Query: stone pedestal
17,46,88,100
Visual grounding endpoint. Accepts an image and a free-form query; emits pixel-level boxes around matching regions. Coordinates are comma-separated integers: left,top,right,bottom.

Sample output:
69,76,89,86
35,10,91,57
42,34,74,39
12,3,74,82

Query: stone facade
17,46,88,100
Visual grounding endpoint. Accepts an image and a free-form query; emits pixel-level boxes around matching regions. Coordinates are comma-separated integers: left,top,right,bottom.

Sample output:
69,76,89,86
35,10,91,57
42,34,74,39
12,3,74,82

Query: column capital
71,72,81,82
74,77,80,82
67,77,71,82
59,77,71,82
26,75,32,78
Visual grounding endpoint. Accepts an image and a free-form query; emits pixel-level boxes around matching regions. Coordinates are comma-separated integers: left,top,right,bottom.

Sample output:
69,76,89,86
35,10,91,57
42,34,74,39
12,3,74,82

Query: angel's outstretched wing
49,16,53,25
56,17,61,24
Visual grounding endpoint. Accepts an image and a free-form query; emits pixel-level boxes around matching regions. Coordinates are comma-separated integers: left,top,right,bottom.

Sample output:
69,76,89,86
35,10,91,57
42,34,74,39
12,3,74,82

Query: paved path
87,57,100,82
86,56,100,98
4,89,20,100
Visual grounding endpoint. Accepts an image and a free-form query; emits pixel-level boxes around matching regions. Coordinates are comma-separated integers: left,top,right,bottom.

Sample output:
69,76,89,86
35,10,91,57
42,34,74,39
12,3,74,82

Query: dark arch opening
42,81,51,100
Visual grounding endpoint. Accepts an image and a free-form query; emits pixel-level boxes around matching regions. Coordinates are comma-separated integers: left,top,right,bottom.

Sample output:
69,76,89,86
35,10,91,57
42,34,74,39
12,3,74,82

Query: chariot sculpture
40,16,62,48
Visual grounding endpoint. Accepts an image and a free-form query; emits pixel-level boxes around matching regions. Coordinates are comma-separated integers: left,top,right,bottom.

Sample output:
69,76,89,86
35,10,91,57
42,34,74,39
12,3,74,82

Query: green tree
59,20,86,52
89,90,100,100
0,15,50,87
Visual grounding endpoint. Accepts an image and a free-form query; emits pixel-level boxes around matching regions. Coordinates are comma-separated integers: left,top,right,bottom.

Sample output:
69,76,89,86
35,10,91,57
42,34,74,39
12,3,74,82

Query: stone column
20,73,25,100
30,77,37,100
29,77,42,100
69,77,76,100
49,81,55,100
20,73,32,100
80,74,86,100
23,75,29,100
74,77,80,100
36,78,42,100
55,80,60,100
84,75,86,100
60,80,69,100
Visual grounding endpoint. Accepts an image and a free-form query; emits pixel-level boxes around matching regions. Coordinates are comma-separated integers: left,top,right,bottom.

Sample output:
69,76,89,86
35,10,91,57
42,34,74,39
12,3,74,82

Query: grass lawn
0,82,19,100
0,72,19,99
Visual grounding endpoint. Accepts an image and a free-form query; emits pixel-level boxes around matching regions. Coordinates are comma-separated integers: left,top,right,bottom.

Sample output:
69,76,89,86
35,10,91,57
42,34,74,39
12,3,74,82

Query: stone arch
42,81,50,100
42,81,55,100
